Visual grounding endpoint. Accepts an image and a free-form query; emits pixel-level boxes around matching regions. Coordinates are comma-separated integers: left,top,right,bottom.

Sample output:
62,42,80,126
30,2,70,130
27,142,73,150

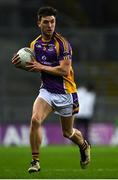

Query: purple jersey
30,32,77,94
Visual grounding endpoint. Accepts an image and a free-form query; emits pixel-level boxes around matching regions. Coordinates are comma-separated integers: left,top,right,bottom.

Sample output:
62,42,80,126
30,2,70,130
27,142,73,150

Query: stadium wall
1,123,118,146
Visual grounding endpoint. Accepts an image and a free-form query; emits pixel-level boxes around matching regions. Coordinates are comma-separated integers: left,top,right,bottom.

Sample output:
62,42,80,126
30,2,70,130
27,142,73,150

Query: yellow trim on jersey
30,35,41,50
64,67,77,93
55,33,70,54
54,37,60,56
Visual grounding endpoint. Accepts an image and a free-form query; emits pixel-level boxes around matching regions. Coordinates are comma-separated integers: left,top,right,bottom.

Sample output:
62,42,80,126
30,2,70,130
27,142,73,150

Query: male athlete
12,6,90,173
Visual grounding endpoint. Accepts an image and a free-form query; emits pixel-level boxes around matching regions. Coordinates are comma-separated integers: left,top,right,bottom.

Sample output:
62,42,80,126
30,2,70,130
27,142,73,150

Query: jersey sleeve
58,41,72,61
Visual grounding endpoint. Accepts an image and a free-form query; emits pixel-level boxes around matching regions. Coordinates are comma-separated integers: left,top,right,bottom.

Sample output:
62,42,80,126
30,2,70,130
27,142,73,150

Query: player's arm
26,58,71,76
40,59,71,76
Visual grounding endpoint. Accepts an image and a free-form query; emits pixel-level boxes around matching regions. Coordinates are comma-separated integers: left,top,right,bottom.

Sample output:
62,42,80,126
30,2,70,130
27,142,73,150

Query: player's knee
62,129,73,139
31,114,41,128
63,128,76,139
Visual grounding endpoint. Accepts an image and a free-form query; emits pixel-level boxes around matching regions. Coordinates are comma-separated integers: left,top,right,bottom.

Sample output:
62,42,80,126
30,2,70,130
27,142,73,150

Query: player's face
38,16,56,38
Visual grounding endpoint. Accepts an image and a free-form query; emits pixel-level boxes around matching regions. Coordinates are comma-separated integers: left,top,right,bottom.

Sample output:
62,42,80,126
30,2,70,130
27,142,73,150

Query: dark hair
37,6,57,21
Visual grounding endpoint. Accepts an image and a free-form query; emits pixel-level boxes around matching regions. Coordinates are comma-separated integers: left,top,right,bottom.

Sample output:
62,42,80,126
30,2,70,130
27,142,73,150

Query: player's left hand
26,58,43,72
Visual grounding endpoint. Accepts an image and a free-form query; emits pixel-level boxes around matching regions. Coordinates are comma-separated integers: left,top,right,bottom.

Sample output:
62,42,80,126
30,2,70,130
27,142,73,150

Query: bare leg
60,116,84,146
29,125,42,159
60,116,90,169
30,97,53,160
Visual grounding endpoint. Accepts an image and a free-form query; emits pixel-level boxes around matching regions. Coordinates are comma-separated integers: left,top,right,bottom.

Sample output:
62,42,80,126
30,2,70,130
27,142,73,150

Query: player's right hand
11,54,22,68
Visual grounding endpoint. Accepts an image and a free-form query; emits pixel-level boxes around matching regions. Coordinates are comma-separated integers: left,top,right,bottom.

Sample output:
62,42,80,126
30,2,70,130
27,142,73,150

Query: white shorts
38,88,79,117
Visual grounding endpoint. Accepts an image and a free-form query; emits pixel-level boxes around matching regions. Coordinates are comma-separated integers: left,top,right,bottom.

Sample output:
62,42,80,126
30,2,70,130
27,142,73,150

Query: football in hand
17,47,35,68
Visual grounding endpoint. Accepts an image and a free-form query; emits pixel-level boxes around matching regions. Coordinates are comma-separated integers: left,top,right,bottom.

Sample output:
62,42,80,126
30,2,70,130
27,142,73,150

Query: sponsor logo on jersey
41,55,47,61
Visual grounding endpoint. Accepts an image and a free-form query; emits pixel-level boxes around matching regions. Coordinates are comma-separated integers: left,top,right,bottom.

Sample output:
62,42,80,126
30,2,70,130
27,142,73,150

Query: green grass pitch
0,145,118,179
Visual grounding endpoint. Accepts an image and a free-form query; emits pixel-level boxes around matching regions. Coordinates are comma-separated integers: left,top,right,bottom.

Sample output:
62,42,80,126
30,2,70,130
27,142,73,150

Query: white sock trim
69,128,76,138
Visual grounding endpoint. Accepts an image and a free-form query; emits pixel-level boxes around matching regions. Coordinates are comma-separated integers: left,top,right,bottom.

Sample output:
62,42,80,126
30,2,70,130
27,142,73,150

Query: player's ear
37,20,41,28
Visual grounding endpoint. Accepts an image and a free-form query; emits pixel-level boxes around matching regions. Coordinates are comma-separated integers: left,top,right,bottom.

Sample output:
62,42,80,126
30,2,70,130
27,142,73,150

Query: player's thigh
60,116,74,133
32,96,53,122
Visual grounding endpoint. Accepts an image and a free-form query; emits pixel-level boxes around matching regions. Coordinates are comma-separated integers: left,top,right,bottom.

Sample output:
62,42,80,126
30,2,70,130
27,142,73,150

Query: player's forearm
41,65,69,76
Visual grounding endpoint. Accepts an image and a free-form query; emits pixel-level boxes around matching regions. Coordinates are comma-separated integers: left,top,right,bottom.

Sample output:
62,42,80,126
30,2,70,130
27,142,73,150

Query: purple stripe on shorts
72,92,79,115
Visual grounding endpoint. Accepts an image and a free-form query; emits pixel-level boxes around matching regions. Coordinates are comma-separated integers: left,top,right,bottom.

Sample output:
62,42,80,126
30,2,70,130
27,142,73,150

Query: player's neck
41,34,53,42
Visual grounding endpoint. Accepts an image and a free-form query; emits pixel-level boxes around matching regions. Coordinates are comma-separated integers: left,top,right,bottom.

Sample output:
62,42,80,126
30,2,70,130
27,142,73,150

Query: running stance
12,6,90,173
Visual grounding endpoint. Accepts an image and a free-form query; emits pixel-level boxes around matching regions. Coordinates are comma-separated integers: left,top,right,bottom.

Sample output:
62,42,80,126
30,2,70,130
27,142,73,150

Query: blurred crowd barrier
1,122,118,146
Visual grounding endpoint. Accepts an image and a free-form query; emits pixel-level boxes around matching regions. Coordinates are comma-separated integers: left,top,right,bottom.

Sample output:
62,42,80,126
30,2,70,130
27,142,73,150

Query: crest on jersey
48,44,55,51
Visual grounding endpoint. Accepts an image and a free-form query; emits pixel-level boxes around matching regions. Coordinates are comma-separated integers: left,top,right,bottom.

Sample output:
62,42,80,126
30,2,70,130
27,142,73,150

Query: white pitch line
43,168,118,172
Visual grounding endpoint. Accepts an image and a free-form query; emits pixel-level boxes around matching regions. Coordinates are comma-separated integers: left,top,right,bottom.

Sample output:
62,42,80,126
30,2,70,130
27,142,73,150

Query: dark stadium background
0,0,118,146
